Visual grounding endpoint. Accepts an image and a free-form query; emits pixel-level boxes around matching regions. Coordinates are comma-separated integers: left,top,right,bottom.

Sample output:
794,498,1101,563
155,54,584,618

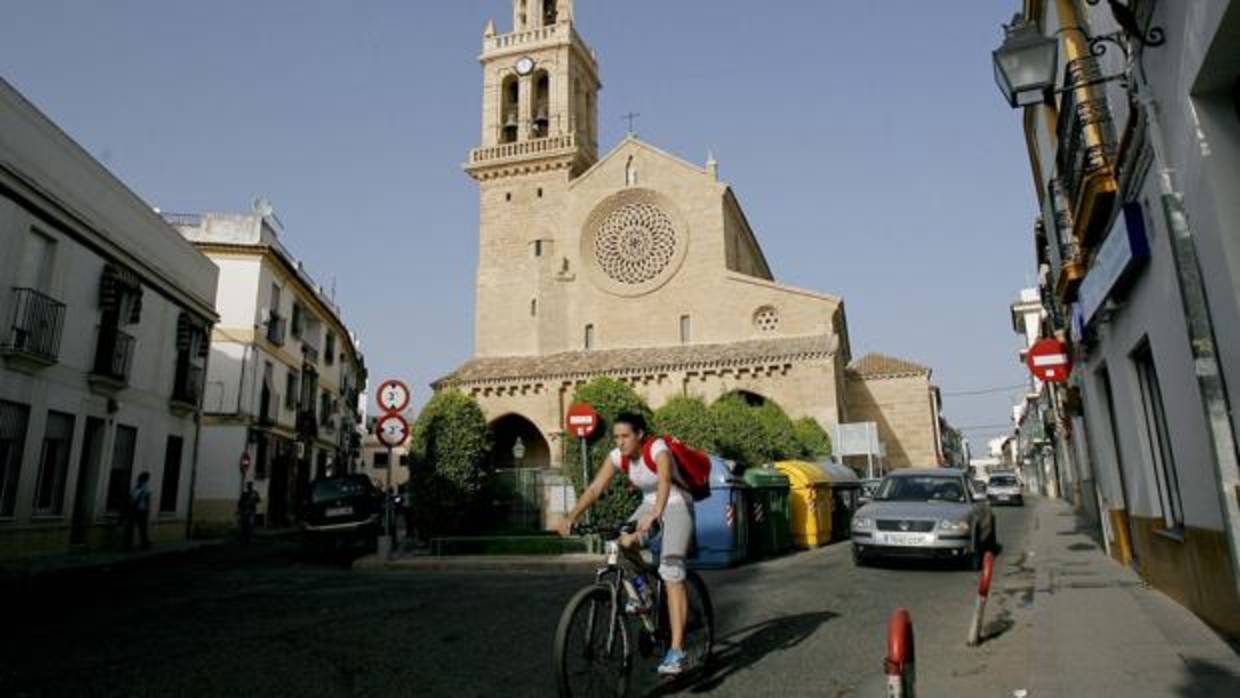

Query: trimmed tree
709,393,770,467
564,377,651,529
407,389,491,535
652,395,718,452
793,416,833,459
753,400,801,462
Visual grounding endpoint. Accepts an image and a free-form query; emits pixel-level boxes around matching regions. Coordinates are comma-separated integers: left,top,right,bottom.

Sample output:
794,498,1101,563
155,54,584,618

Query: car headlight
938,519,970,533
852,516,874,531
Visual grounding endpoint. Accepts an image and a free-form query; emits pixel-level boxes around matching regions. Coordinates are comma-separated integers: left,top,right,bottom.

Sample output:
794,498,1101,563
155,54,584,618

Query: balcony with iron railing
266,312,287,346
301,341,319,366
171,363,204,409
0,287,66,367
1056,57,1120,253
89,325,135,390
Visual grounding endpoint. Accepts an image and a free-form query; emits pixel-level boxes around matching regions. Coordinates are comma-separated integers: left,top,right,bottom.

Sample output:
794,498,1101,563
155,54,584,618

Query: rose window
593,202,678,285
754,306,780,333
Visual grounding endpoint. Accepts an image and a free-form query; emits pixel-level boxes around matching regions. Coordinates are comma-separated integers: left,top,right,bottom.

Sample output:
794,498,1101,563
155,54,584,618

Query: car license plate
326,506,354,517
880,533,928,546
998,495,1011,501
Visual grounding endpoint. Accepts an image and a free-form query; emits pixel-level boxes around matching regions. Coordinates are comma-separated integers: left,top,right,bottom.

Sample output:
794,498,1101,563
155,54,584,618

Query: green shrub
652,395,718,452
793,417,833,458
408,389,491,535
753,401,801,462
709,393,770,467
564,377,650,529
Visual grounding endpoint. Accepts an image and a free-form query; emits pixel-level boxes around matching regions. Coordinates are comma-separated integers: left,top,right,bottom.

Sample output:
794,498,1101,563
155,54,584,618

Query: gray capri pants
628,499,695,583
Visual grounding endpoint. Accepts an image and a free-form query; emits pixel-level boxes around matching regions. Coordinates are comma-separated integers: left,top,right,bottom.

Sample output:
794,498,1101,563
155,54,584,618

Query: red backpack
619,434,713,502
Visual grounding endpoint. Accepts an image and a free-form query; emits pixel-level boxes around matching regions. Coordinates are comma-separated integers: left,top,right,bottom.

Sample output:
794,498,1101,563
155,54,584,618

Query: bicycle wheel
683,571,715,669
554,584,631,697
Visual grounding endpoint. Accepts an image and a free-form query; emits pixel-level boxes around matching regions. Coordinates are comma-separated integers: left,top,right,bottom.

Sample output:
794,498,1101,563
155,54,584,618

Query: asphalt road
2,503,1038,697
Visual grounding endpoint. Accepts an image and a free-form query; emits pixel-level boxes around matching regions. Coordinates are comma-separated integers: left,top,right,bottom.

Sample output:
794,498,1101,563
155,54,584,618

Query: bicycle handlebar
571,520,661,539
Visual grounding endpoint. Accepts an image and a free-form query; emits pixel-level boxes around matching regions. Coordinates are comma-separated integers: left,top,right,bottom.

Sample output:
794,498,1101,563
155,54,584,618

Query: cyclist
556,412,695,676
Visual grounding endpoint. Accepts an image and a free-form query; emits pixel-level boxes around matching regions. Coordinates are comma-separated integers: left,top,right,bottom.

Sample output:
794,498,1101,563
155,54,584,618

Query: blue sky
2,1,1038,453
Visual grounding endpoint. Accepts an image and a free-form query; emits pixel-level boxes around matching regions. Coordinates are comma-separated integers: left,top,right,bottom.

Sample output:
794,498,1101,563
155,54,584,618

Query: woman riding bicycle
556,411,695,676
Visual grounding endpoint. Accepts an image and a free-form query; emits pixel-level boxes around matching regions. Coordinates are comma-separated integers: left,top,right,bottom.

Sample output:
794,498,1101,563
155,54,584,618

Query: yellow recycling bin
773,460,833,548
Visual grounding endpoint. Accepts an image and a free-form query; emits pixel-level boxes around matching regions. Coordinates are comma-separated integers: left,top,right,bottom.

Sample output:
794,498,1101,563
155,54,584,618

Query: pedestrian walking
238,481,261,545
125,472,152,550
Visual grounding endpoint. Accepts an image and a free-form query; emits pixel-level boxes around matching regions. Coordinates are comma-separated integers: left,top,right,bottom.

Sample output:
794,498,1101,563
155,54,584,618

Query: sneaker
657,648,688,676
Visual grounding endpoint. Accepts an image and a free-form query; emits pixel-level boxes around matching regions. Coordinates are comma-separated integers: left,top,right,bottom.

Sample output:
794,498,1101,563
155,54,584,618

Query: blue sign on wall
1079,202,1151,326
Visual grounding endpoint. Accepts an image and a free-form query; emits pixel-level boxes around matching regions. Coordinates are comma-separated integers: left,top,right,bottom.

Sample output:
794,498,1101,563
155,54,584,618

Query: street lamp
512,436,526,468
992,13,1059,108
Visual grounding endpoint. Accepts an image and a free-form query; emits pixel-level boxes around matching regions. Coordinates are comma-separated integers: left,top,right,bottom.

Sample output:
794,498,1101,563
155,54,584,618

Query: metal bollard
884,608,915,698
967,551,996,647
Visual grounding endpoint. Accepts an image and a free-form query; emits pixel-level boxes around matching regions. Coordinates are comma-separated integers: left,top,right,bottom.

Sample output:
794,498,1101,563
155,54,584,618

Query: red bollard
967,551,996,647
885,608,916,698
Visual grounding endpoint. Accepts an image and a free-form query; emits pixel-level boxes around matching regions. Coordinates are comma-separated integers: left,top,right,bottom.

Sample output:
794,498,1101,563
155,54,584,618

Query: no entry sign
1027,338,1072,383
566,403,600,438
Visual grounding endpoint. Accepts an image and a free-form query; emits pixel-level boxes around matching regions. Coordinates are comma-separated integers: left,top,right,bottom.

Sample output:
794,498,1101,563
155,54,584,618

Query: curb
353,553,601,573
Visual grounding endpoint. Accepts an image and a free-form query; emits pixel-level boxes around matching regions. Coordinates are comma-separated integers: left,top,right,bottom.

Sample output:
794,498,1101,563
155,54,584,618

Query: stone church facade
434,0,855,476
435,2,942,488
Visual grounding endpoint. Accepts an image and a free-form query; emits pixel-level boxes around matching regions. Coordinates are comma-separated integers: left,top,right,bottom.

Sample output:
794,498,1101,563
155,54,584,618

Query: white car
987,473,1024,506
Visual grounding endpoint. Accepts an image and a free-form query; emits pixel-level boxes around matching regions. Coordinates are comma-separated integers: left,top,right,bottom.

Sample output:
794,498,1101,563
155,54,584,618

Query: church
434,1,944,484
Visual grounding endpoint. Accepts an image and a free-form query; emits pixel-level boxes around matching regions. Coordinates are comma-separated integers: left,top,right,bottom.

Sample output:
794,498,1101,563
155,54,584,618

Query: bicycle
553,521,714,697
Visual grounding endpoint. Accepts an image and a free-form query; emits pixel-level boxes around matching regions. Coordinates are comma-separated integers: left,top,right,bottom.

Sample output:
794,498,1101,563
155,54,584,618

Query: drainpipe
1131,18,1240,600
185,333,212,541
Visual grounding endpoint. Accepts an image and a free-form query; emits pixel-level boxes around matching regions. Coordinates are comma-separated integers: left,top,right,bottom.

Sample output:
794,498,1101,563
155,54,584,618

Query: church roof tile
434,334,835,387
847,352,931,379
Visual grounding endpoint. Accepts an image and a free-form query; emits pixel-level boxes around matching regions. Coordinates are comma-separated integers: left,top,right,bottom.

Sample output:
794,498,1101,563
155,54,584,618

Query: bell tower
467,0,601,357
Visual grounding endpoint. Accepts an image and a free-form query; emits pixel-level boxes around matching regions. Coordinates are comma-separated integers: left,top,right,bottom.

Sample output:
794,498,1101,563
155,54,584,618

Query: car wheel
852,545,868,567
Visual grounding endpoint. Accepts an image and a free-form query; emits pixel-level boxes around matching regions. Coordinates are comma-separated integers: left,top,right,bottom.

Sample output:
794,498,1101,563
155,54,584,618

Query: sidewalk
1029,498,1240,696
353,551,600,574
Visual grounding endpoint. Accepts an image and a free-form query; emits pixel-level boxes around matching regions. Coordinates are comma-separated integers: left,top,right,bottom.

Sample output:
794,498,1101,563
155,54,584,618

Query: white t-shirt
611,438,688,505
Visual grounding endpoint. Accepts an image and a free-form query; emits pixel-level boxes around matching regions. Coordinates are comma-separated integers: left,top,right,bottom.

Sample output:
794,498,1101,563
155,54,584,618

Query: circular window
754,306,780,333
581,189,689,297
594,202,677,285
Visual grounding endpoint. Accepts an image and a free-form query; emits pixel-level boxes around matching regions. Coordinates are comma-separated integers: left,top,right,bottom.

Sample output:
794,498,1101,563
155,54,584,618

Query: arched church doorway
487,414,551,531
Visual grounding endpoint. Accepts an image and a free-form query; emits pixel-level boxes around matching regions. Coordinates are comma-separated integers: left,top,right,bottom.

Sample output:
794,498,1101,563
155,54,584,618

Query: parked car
971,478,989,498
851,468,996,569
301,474,385,551
987,473,1024,506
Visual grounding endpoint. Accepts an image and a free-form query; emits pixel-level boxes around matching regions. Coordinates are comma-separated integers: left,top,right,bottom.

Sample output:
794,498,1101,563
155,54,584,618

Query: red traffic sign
239,451,251,474
376,413,410,448
566,403,600,438
1027,338,1072,383
376,379,411,414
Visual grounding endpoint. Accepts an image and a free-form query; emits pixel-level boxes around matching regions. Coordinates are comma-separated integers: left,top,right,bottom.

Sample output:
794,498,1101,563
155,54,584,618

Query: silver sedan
850,468,997,569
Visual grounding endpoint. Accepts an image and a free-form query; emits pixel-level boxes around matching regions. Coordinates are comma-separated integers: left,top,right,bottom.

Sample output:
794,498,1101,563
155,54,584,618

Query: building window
1132,342,1184,530
373,451,390,469
680,314,691,344
291,302,304,338
506,192,512,202
534,240,543,257
285,370,301,410
537,187,544,198
33,411,74,516
531,298,538,317
584,323,594,350
159,436,183,514
106,425,138,514
0,400,30,517
325,331,336,365
172,313,208,405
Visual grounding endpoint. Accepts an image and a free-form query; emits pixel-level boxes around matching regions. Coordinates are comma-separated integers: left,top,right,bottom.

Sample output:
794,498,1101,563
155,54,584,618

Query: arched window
501,75,519,144
543,0,558,25
532,70,550,138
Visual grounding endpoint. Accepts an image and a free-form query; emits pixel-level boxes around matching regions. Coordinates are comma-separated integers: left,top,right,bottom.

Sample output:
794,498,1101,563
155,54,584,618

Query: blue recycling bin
690,456,750,569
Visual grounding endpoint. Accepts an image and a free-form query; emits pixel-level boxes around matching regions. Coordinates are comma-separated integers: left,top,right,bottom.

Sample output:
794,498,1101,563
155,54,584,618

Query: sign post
376,383,411,559
566,403,600,525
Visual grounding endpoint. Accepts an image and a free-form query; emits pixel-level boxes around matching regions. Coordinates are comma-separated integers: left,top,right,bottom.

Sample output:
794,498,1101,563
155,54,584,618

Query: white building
0,79,219,558
167,212,366,534
1007,0,1240,635
358,432,409,493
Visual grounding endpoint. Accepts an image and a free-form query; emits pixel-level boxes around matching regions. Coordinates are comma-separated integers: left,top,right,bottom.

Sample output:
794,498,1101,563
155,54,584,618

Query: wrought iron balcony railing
172,363,204,406
1,287,66,364
92,325,135,383
1055,57,1119,249
266,313,287,346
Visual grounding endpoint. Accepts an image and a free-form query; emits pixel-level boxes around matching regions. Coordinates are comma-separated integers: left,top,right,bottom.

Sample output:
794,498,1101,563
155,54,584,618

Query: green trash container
742,466,792,558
